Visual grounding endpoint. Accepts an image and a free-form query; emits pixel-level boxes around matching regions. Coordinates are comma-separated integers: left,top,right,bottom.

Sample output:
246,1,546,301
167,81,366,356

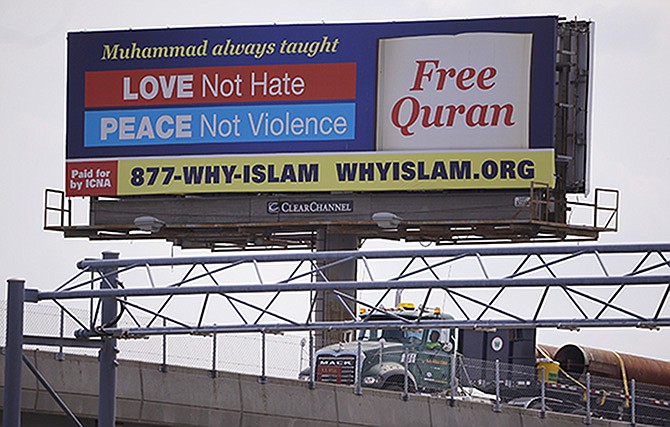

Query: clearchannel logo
267,200,354,214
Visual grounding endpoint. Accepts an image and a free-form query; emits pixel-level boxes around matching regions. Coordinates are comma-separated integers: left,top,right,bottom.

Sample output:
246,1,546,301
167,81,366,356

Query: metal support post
450,351,457,406
98,251,119,427
299,337,306,372
314,230,358,348
540,366,546,419
630,379,636,427
493,359,502,413
4,278,26,427
354,340,362,395
159,317,168,373
89,271,94,328
401,347,409,401
210,331,217,379
259,332,267,384
584,372,592,425
56,308,65,361
308,331,315,390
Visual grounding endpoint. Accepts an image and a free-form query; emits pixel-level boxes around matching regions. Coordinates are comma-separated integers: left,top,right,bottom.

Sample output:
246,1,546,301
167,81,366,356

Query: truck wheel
382,376,414,392
528,401,553,412
382,382,404,391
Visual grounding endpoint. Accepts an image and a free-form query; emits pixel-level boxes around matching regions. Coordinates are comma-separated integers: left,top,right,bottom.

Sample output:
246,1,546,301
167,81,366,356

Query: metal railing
43,188,71,229
6,242,670,426
6,300,670,425
5,298,670,425
522,182,619,232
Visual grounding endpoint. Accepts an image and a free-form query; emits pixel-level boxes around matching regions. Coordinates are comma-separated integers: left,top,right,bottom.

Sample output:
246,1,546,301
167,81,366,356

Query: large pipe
536,343,559,359
554,344,670,387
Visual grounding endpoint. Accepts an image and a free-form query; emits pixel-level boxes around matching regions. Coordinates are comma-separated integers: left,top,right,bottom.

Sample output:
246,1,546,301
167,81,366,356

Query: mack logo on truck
317,359,354,367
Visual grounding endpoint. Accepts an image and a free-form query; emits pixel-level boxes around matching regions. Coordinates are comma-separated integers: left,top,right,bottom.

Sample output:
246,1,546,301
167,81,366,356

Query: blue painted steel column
98,252,119,427
4,279,25,427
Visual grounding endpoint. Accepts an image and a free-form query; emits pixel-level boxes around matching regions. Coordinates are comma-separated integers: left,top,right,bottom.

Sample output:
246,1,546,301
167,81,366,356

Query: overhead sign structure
65,17,557,197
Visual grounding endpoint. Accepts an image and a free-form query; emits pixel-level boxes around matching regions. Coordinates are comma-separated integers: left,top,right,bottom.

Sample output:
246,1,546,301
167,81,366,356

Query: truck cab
301,303,455,393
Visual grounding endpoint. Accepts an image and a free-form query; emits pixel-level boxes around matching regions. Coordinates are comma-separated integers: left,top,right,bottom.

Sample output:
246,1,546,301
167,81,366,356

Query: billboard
65,17,557,197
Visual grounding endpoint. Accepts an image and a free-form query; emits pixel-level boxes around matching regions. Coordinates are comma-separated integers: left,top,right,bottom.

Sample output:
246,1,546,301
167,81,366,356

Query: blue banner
84,103,356,146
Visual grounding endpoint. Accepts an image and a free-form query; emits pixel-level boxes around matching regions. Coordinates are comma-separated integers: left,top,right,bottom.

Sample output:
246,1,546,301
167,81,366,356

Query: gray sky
1,0,670,359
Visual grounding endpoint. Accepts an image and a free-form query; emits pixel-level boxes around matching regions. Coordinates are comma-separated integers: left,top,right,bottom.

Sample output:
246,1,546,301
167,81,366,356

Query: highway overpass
1,348,639,427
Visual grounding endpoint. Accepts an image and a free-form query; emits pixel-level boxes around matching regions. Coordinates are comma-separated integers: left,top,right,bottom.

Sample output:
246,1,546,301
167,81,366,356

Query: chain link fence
1,300,309,380
3,299,670,425
450,355,670,426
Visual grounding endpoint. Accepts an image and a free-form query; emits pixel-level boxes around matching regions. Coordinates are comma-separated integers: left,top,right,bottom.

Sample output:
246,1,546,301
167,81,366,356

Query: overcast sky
1,0,670,360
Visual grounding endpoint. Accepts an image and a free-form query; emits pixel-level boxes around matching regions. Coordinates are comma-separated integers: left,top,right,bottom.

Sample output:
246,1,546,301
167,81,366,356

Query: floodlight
133,216,165,233
371,212,402,229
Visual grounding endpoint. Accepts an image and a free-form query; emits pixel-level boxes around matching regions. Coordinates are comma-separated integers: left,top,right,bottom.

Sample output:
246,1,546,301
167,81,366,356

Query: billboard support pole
314,227,358,348
4,278,25,427
98,251,119,427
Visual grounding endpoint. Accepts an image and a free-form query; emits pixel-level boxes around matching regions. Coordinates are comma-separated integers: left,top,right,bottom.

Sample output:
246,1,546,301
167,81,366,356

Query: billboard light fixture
133,216,165,233
372,212,402,229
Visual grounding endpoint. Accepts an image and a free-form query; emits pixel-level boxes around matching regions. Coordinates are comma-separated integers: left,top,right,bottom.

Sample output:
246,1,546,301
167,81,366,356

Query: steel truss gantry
5,243,670,427
31,243,670,336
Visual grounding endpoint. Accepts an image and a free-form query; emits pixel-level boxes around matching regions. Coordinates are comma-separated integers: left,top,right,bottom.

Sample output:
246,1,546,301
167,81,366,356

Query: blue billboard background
66,16,557,160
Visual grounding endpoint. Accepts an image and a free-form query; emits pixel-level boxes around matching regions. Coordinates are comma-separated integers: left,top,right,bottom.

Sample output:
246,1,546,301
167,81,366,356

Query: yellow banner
117,150,554,195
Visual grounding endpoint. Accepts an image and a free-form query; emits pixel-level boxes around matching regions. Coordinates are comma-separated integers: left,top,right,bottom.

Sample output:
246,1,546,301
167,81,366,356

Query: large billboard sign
65,17,557,197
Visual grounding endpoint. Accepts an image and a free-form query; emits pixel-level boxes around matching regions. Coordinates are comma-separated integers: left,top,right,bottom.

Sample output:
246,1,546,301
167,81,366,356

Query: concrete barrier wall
0,349,640,427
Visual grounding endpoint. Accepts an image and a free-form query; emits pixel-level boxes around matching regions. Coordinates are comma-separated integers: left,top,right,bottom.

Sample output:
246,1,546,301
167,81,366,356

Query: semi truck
300,302,456,393
299,302,670,426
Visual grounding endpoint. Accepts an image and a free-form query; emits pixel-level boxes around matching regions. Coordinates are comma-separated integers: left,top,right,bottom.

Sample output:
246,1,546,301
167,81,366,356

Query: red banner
85,62,356,108
66,161,118,196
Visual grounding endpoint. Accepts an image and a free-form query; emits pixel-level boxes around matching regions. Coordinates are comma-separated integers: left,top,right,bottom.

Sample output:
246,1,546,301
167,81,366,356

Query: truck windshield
358,328,422,344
